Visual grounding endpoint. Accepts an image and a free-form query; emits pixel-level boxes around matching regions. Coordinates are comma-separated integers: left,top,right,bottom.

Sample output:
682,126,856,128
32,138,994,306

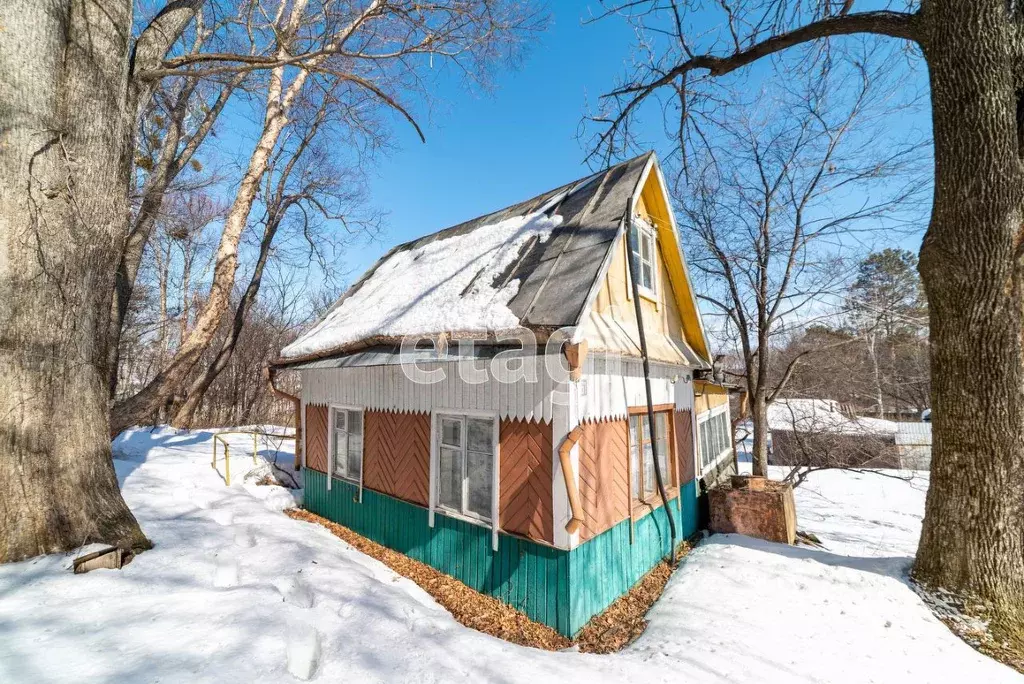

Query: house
768,398,930,470
271,153,733,637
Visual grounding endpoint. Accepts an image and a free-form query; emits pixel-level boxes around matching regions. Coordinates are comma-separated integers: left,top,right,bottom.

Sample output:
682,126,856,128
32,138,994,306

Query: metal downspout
625,198,678,564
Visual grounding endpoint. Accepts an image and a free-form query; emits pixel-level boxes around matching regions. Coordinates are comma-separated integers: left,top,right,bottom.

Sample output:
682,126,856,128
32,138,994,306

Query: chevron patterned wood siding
364,410,431,506
499,418,554,544
577,419,631,541
305,405,329,473
675,409,695,483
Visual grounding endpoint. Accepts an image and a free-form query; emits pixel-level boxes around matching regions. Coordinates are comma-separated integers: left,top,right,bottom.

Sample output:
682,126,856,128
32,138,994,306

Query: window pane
641,415,650,440
656,413,668,440
348,410,361,436
347,435,362,479
640,233,652,261
333,430,348,478
438,447,462,509
467,418,493,453
643,442,655,495
441,418,461,448
630,421,640,499
641,263,653,289
656,438,669,484
466,450,492,519
333,410,346,432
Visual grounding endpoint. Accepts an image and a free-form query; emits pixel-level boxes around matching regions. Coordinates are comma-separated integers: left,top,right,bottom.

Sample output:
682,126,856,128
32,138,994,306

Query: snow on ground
0,428,1019,683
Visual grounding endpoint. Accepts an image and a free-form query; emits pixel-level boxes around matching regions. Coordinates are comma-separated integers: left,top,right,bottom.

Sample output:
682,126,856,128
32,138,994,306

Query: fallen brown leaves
576,543,690,654
286,509,570,650
286,508,689,653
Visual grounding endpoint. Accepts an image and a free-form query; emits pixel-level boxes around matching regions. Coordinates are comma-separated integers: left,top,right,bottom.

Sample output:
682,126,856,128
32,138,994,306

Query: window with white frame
629,411,672,500
436,414,496,523
629,219,657,294
698,408,732,471
330,407,363,482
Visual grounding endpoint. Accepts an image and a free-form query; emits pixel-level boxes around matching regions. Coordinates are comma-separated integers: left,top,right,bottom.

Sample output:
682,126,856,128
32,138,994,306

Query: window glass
466,450,492,518
438,447,462,510
333,430,348,477
436,415,495,524
331,407,362,481
441,419,461,448
629,416,640,499
643,442,655,495
467,418,492,452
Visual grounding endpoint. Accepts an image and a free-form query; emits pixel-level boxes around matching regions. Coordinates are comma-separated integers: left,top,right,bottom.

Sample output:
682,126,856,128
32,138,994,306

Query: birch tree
0,0,537,563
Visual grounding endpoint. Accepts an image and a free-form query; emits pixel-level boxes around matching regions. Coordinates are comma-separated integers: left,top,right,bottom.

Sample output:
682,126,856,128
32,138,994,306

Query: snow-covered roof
278,154,655,363
768,399,899,437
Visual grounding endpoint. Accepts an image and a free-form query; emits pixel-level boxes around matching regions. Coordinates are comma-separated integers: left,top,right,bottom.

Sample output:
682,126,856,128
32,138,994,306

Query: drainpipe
625,198,678,564
264,366,302,471
558,425,586,534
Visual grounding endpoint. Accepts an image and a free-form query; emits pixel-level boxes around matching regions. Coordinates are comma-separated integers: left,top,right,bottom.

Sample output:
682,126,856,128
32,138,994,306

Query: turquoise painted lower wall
303,469,571,634
303,469,699,637
567,479,699,633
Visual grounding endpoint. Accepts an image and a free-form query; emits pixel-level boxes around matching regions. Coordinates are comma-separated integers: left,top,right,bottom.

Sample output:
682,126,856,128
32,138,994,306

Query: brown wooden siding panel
499,419,554,544
675,409,695,483
305,405,329,473
363,411,431,506
577,419,631,541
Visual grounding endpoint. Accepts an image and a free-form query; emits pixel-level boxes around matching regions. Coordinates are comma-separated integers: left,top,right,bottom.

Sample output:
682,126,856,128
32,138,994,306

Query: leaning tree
0,0,535,563
589,0,1024,640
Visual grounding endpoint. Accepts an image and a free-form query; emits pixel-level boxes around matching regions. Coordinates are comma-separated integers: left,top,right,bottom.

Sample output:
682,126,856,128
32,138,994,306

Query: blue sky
351,5,646,273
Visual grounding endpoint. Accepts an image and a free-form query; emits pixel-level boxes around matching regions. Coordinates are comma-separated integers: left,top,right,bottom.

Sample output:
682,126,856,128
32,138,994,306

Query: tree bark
171,212,283,427
0,0,149,561
109,0,313,435
915,0,1024,635
749,391,770,476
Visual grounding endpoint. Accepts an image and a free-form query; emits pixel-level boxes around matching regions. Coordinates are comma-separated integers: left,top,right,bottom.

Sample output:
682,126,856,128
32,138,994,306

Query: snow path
0,428,1018,683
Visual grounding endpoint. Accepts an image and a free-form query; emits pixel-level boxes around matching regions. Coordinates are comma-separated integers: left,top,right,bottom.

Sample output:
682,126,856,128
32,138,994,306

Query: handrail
210,429,295,486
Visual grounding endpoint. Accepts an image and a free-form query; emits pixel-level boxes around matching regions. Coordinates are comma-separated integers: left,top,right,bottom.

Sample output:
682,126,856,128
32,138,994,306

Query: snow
280,206,564,359
0,427,1019,683
768,398,900,436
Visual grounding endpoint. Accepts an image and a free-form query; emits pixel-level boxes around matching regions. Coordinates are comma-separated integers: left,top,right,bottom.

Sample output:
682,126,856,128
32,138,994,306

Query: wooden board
363,410,431,506
576,419,631,541
499,418,554,544
305,404,329,473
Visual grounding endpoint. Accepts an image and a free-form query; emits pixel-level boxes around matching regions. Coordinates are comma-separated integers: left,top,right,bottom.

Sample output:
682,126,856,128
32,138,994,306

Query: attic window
629,218,657,295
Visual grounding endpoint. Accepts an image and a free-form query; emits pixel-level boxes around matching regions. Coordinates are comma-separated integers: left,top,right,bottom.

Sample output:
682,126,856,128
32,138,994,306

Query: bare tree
0,0,538,564
676,52,922,477
109,0,541,435
585,0,1024,639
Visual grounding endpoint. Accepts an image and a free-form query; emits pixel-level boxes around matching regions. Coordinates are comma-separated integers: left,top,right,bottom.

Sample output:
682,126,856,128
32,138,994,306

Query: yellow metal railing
211,430,296,486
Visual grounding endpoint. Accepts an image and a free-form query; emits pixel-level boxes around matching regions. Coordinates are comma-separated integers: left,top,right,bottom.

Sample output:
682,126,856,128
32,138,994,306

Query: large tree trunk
0,0,149,561
915,1,1024,636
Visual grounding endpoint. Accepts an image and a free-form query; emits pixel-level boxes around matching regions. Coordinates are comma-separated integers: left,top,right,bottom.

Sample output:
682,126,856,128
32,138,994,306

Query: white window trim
428,408,501,551
697,404,733,474
328,404,364,502
628,218,658,301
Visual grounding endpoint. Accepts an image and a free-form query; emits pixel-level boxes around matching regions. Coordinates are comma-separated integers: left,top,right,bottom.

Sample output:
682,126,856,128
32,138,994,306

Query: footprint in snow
273,576,315,609
234,525,257,548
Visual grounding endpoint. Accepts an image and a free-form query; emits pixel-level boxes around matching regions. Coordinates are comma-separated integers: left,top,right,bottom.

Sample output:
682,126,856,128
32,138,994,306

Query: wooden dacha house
273,153,733,637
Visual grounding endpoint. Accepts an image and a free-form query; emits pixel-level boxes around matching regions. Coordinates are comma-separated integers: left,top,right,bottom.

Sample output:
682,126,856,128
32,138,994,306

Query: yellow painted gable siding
582,232,694,364
694,380,729,415
580,161,710,365
635,167,711,362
